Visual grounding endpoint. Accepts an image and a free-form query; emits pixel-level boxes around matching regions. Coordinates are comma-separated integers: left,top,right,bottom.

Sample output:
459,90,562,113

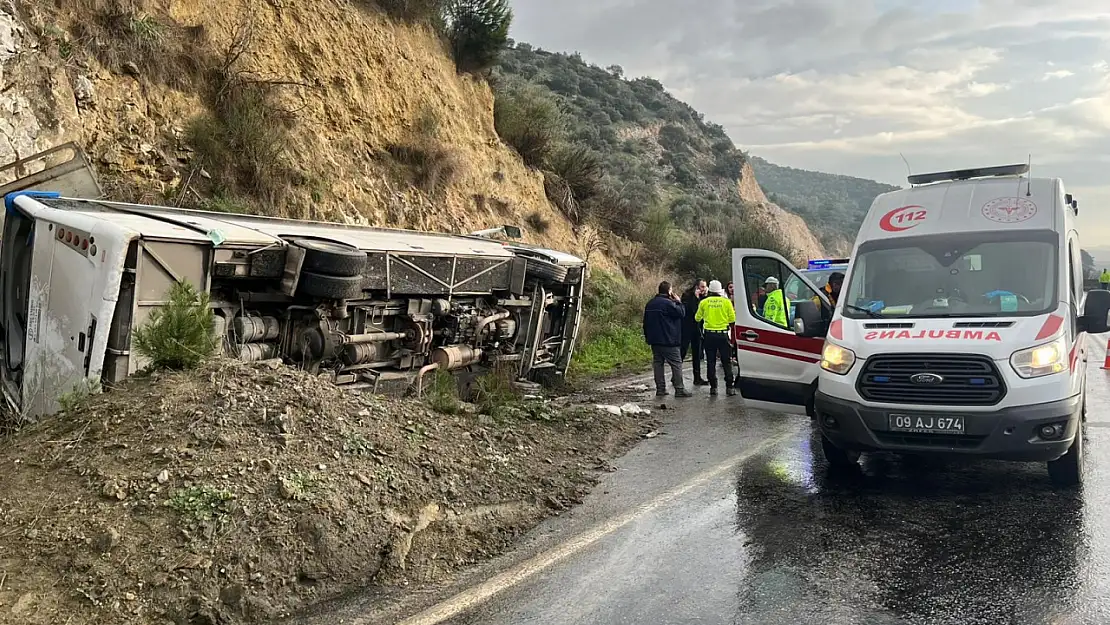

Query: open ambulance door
731,248,831,416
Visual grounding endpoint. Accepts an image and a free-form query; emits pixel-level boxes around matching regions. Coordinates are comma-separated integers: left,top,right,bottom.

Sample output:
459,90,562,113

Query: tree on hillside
444,0,512,73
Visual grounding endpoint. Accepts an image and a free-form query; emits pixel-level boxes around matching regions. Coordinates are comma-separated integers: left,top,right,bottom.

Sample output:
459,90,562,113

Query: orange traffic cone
1102,338,1110,370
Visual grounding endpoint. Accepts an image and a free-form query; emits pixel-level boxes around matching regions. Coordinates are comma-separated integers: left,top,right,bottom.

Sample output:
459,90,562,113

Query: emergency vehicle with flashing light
731,163,1109,486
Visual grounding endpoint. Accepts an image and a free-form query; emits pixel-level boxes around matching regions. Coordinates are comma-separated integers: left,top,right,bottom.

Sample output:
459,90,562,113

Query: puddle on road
730,428,1106,625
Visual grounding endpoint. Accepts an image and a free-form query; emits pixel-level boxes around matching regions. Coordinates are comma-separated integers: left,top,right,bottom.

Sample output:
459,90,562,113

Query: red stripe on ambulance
1035,314,1063,341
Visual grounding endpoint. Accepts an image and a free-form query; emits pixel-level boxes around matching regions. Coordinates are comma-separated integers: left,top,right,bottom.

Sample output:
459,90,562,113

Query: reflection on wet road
368,336,1110,625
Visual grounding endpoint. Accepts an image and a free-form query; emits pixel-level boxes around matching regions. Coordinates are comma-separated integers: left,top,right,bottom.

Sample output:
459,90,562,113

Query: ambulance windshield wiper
845,304,885,319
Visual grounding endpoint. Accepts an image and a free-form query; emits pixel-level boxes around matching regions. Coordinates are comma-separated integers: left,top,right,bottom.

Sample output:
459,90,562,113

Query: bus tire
290,238,367,277
297,271,365,300
525,258,568,283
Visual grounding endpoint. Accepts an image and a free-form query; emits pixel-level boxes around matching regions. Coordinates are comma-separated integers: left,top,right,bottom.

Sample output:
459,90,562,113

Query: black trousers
680,325,704,380
703,331,734,388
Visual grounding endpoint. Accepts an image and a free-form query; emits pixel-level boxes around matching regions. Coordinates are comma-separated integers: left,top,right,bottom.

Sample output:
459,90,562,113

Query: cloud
508,0,1110,238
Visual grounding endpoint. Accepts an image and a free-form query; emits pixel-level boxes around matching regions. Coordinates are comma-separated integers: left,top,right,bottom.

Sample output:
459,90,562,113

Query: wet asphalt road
319,334,1110,625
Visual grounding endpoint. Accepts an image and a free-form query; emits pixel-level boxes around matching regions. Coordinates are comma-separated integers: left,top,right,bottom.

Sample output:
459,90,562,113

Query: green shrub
424,369,462,414
546,143,604,207
493,83,564,167
726,220,798,263
472,366,520,416
673,241,732,285
444,0,512,74
133,281,219,370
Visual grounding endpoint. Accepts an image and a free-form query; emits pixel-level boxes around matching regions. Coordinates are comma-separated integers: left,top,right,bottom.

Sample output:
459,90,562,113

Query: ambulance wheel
821,434,860,470
297,271,365,300
525,258,568,283
1048,424,1084,487
290,238,367,277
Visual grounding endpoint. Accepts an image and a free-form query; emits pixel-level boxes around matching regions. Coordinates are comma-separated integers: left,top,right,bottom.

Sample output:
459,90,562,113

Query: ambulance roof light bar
907,163,1029,186
807,258,849,270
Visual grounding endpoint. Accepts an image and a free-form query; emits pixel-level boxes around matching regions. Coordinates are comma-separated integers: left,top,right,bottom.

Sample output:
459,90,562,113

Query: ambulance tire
297,271,365,300
820,434,860,470
525,258,568,284
1047,423,1084,487
290,238,367,278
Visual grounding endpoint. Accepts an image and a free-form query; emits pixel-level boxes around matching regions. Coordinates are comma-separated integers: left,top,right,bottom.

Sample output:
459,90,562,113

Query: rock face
737,161,826,265
0,0,600,261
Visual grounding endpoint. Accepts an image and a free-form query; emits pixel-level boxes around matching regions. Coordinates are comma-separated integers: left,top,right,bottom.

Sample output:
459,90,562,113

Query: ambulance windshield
842,230,1057,319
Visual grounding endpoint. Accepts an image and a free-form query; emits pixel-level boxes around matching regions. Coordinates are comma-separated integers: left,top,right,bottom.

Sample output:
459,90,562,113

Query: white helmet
707,279,725,295
764,276,779,287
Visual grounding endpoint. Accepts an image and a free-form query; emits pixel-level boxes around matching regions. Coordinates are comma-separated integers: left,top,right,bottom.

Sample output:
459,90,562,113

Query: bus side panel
21,219,128,418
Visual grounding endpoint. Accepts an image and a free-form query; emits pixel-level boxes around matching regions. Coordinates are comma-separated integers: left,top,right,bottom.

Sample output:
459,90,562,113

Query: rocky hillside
0,0,600,261
494,42,825,266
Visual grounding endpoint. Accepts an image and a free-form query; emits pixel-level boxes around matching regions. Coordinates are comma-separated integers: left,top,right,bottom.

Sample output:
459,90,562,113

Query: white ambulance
731,164,1110,486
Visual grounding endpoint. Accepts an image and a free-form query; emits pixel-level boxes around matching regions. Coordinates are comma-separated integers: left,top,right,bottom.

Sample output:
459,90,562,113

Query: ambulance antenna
1026,153,1033,196
899,152,912,185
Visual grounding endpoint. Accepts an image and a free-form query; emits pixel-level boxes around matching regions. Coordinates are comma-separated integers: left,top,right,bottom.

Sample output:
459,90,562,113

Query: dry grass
387,141,463,197
65,0,206,89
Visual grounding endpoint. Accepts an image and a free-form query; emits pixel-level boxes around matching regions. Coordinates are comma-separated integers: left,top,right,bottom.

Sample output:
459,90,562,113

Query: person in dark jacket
643,281,693,398
680,279,709,386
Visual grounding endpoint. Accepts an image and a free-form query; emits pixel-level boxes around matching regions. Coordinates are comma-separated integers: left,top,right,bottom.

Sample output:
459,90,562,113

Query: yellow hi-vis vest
763,288,787,326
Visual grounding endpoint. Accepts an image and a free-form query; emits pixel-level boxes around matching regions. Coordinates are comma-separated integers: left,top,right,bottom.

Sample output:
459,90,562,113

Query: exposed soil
0,360,657,624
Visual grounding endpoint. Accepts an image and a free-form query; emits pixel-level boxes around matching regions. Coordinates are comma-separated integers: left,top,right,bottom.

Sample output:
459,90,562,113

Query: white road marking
382,433,792,625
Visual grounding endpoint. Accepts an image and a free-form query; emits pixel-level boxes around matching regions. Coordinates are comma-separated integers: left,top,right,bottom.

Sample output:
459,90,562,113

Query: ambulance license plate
888,414,965,434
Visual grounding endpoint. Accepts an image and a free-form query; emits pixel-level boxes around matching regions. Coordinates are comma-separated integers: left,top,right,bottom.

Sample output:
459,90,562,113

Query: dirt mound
0,360,654,624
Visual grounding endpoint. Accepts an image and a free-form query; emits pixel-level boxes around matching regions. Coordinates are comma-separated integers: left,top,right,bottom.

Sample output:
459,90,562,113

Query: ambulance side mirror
1081,289,1110,334
793,301,827,338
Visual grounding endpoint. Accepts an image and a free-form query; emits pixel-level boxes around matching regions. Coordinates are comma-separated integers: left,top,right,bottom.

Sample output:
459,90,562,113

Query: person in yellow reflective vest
1101,268,1110,289
762,276,787,327
695,280,737,396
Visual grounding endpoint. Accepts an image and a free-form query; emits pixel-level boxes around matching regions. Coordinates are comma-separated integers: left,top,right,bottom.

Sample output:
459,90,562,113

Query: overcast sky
509,0,1110,244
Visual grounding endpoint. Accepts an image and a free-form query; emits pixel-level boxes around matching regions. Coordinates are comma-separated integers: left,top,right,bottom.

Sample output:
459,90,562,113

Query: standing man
1101,268,1110,289
643,281,693,398
696,280,737,396
680,279,709,386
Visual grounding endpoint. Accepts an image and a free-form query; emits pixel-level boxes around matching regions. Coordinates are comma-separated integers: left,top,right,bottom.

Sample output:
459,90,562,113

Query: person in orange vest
812,271,844,308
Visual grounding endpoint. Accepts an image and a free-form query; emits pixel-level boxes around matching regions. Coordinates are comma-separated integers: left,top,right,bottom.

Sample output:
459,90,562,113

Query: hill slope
494,42,825,266
0,0,599,260
751,156,901,253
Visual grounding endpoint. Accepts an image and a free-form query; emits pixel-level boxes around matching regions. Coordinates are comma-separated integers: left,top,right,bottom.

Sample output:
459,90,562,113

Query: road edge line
387,432,792,625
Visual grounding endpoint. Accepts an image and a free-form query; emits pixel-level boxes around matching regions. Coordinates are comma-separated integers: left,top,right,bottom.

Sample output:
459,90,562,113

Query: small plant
472,366,520,417
387,142,462,197
166,485,235,522
415,105,441,138
278,472,317,501
186,79,296,211
132,281,219,370
493,83,564,168
443,0,513,74
424,370,462,415
57,378,103,414
546,144,604,207
524,211,551,235
343,433,375,455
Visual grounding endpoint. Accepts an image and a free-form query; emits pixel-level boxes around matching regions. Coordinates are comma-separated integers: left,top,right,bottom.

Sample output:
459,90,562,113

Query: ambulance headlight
1010,337,1068,378
820,342,856,375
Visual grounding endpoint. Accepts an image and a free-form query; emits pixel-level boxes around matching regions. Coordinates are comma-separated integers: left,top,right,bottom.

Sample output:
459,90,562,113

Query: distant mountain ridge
751,156,901,254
